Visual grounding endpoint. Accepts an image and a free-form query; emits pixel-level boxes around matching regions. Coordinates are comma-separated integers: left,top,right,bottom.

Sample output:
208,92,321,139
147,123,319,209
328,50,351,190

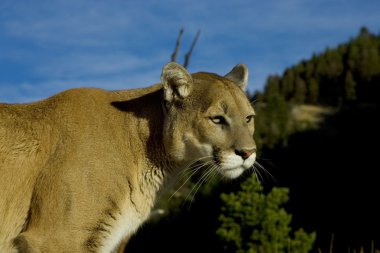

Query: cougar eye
210,116,226,125
246,115,254,123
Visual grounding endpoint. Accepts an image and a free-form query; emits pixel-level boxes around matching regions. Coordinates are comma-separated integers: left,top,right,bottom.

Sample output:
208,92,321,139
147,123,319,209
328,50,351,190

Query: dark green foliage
253,27,380,149
259,27,380,106
344,70,356,101
217,176,316,253
308,78,319,103
247,27,380,250
254,90,290,149
293,76,307,103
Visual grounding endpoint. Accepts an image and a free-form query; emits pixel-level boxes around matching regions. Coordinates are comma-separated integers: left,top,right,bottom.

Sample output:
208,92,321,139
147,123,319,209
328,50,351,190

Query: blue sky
1,0,379,103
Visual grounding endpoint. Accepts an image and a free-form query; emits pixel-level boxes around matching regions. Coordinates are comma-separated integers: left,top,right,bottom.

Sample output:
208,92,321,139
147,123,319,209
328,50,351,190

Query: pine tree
308,78,319,104
217,176,316,253
281,70,296,100
344,70,357,101
254,90,290,149
293,76,307,103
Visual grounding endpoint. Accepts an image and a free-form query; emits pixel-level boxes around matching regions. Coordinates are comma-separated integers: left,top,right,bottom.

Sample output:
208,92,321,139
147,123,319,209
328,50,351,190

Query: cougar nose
235,148,256,160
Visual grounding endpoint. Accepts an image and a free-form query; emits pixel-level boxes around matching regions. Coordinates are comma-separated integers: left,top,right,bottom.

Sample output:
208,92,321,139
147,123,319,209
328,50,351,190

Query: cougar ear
161,62,193,103
224,64,249,91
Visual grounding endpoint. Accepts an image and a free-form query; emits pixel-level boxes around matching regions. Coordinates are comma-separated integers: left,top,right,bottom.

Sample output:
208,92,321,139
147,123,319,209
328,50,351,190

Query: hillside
257,26,380,106
253,27,380,252
254,26,380,149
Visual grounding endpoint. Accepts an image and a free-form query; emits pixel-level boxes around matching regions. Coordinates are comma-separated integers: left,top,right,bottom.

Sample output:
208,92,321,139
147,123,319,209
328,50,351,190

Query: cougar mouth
212,149,256,179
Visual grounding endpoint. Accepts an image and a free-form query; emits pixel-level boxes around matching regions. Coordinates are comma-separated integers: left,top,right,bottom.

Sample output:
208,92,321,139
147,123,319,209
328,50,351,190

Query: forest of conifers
125,27,380,253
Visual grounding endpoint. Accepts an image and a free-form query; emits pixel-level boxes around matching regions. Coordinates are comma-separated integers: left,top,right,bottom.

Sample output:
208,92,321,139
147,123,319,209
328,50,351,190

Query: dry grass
290,104,336,131
317,234,379,253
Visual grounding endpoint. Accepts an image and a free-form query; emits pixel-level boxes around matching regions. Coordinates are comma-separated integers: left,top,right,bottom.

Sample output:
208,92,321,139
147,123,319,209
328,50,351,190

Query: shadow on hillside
264,102,380,252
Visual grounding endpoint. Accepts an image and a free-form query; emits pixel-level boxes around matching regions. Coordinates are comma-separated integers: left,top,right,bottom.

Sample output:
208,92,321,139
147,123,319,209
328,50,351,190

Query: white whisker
254,160,276,183
243,156,276,186
185,163,218,206
252,167,262,185
253,166,264,185
168,157,213,200
178,156,213,177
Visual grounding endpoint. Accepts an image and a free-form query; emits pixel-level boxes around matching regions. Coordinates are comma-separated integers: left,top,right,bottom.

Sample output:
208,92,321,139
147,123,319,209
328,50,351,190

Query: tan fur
0,63,256,253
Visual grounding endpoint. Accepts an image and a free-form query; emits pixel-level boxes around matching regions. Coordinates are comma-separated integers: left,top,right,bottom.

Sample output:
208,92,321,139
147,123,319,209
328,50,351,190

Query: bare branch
183,30,201,69
171,28,184,63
